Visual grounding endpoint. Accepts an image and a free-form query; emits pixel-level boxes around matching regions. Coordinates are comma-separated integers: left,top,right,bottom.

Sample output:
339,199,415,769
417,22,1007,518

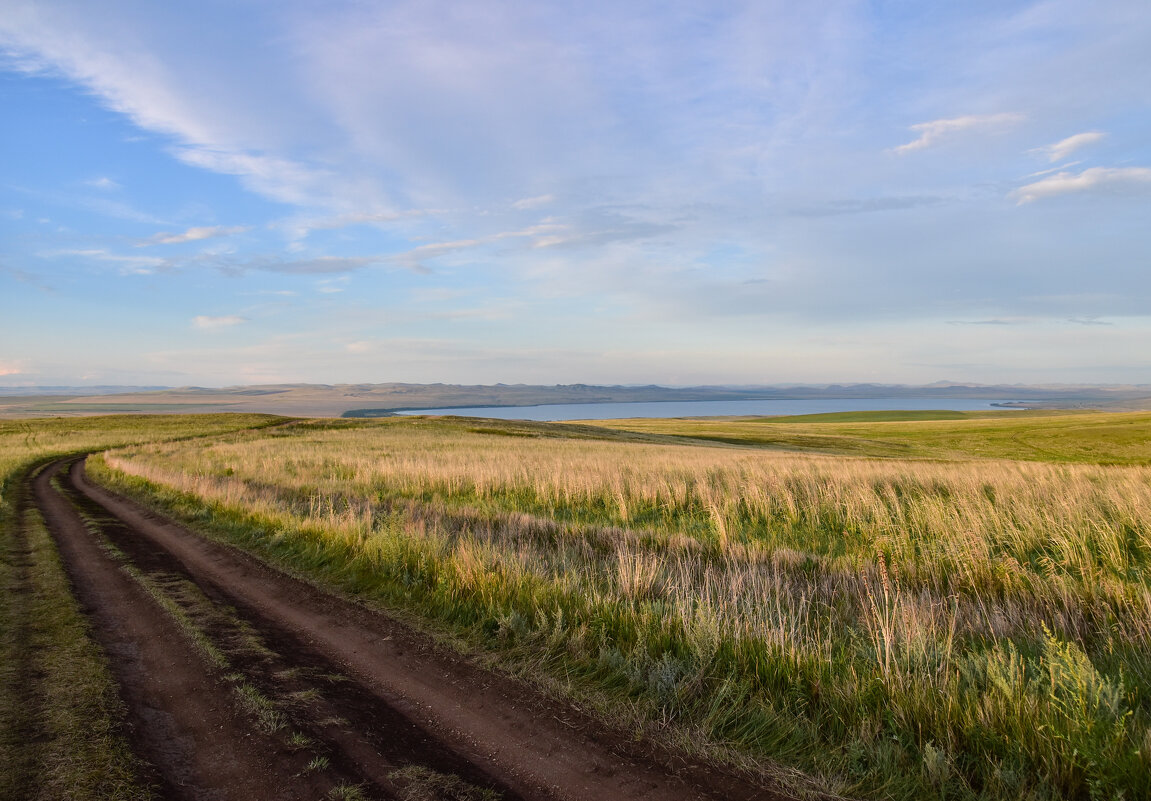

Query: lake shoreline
345,397,1035,422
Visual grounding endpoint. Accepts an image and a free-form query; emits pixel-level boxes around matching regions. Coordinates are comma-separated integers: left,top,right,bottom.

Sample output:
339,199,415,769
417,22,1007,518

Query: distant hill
2,381,1150,418
0,385,170,396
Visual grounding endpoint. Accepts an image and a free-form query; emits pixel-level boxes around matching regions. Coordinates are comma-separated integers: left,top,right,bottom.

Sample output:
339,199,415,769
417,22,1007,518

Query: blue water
396,397,1024,422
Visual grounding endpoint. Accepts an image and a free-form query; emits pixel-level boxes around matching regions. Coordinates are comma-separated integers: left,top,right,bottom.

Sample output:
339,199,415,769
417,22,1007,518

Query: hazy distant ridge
3,381,1149,418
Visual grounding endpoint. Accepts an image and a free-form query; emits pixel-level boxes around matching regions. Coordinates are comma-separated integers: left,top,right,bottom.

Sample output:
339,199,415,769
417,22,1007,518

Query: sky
1,0,1149,388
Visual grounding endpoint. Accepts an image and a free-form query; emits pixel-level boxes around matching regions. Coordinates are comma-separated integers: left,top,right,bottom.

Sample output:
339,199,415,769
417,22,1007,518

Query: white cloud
1012,166,1151,203
894,113,1025,153
390,239,483,272
1032,131,1105,163
512,194,555,210
85,176,121,191
1023,163,1080,179
192,314,247,329
0,360,25,376
0,5,359,211
142,225,251,245
172,148,340,208
46,248,167,273
387,223,567,271
259,256,378,275
275,209,434,242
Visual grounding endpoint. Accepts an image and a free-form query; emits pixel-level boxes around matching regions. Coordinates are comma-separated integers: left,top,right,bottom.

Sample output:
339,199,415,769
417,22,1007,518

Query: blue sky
1,0,1149,387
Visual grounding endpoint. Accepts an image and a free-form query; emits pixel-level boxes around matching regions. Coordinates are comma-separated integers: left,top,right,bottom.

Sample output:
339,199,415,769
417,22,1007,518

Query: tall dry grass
99,418,1151,799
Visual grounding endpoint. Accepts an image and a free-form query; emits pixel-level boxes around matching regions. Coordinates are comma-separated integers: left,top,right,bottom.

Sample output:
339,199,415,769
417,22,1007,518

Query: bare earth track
30,457,786,801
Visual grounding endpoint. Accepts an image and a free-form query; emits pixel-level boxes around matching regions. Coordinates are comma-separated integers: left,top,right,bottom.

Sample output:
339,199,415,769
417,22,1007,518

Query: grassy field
93,411,1151,800
0,415,280,800
588,409,1151,464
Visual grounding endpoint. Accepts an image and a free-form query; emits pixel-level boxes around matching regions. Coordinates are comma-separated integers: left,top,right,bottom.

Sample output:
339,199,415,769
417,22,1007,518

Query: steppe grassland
0,414,278,800
98,415,1151,800
0,414,279,515
590,409,1151,464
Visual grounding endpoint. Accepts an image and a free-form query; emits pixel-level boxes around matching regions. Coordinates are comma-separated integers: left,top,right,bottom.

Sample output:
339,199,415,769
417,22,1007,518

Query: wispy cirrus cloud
141,224,251,245
275,209,435,242
788,195,945,218
257,256,380,275
0,2,357,212
512,194,555,210
192,314,247,330
1012,166,1151,203
84,176,121,191
172,148,341,208
388,223,569,272
189,253,384,276
894,113,1024,153
45,248,169,274
1032,131,1105,163
12,184,168,224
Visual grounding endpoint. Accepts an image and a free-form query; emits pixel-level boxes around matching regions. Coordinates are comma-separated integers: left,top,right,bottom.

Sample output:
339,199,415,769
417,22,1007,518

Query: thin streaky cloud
142,225,251,245
894,113,1025,153
1032,131,1106,163
1024,162,1081,179
173,148,339,208
788,196,944,217
1012,166,1151,203
45,248,167,270
84,176,121,191
192,314,247,329
389,223,568,271
512,194,555,210
275,210,435,241
258,256,379,275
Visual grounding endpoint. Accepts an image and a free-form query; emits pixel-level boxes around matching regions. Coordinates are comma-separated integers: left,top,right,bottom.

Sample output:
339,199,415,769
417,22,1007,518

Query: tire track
34,459,373,800
33,458,782,801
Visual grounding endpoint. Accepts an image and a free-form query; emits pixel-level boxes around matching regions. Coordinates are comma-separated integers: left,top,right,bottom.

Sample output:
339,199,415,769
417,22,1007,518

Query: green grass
0,498,152,801
589,409,1151,463
748,409,1014,422
0,414,282,800
94,411,1151,801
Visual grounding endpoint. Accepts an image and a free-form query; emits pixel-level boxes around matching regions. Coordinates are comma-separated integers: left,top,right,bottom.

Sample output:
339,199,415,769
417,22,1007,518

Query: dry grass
98,416,1151,800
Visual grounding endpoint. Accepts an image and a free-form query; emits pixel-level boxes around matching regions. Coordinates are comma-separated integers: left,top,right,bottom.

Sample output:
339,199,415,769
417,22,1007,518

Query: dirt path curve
33,457,785,801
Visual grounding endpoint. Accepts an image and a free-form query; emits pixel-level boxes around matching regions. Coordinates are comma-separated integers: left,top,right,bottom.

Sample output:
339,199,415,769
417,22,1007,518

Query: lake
395,397,1025,422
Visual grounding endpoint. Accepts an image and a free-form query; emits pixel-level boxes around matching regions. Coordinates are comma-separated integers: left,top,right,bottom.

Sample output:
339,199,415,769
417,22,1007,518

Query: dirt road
31,457,783,801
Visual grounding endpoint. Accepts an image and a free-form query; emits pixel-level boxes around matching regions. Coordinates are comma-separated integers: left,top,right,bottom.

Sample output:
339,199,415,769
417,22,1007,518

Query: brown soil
30,457,791,801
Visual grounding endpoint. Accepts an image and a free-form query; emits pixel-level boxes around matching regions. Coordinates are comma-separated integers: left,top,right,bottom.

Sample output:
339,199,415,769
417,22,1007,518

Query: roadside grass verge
95,414,1151,800
0,481,150,801
0,414,283,799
